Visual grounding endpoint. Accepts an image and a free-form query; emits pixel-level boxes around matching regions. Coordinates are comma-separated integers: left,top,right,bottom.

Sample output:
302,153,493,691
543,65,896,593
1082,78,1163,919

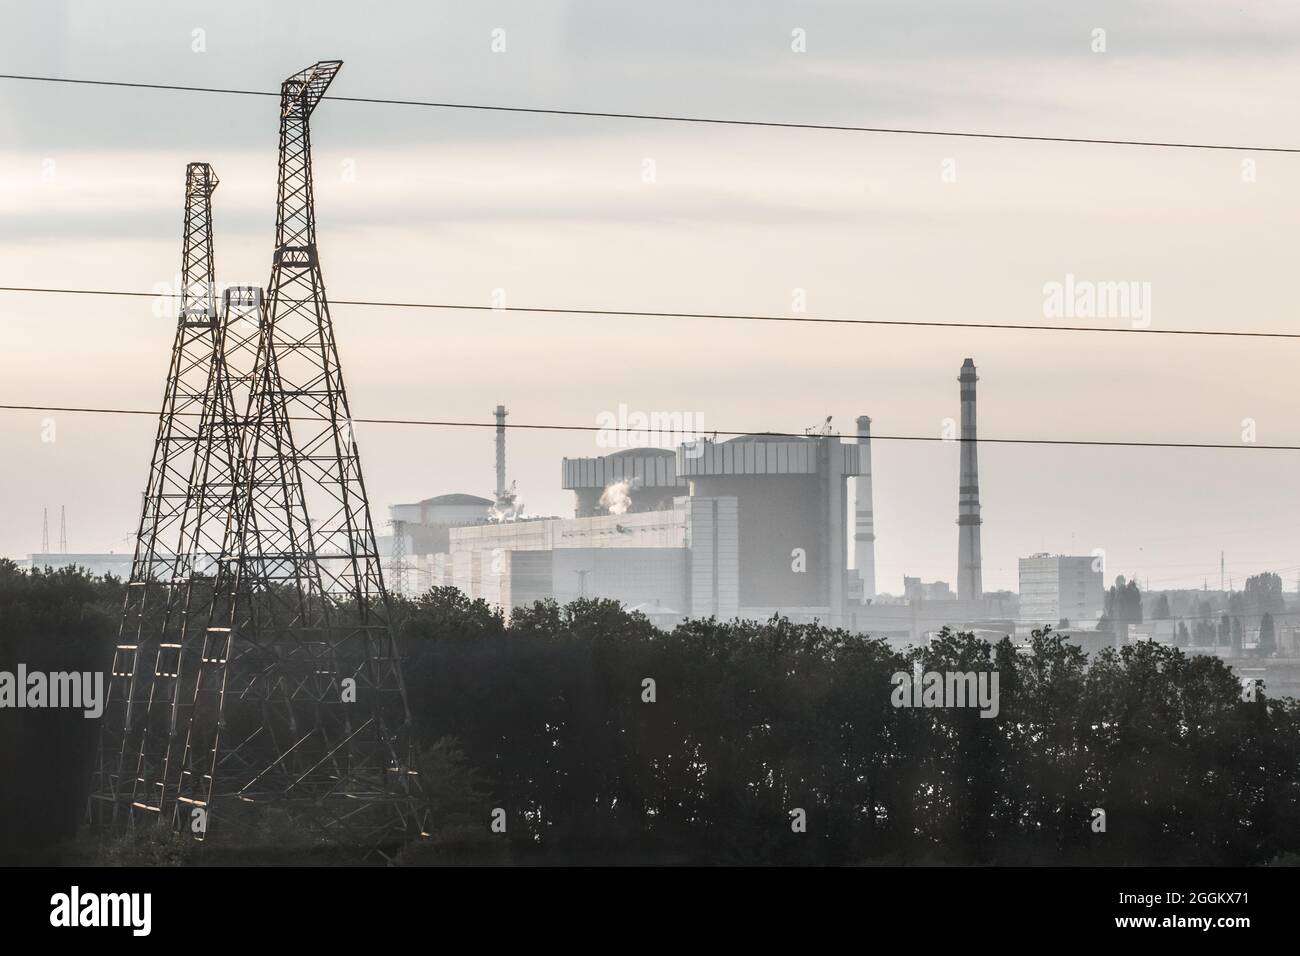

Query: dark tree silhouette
5,570,1299,867
1259,612,1277,657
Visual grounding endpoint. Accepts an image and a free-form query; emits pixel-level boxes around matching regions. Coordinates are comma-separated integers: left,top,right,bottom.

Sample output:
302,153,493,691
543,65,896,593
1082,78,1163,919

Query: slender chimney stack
957,359,983,600
494,404,508,500
854,415,876,602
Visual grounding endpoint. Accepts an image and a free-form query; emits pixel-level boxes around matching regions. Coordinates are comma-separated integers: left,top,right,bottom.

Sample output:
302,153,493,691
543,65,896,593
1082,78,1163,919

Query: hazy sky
3,0,1300,593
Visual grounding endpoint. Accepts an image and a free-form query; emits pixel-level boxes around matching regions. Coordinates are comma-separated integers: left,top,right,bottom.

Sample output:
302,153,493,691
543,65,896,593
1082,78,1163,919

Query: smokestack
494,404,508,500
957,359,983,600
854,415,876,602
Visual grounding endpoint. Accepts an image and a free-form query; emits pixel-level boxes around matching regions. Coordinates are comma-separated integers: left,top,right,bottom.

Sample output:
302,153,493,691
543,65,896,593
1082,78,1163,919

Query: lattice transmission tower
388,518,410,598
165,61,424,852
92,162,240,825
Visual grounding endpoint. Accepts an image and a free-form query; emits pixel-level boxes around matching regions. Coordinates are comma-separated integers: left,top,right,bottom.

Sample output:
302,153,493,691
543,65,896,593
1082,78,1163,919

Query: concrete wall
682,495,739,619
552,548,687,611
441,499,738,622
690,474,823,607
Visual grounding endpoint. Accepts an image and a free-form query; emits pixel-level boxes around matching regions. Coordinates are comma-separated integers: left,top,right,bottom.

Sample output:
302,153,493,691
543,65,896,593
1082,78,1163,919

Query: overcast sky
3,0,1300,593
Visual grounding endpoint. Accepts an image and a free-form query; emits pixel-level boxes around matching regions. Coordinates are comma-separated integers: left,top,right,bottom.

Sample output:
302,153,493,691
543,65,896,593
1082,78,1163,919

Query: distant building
561,447,687,517
439,432,863,625
22,553,133,579
1019,554,1104,629
388,493,495,553
385,493,496,591
1129,620,1179,644
437,495,738,622
904,576,954,602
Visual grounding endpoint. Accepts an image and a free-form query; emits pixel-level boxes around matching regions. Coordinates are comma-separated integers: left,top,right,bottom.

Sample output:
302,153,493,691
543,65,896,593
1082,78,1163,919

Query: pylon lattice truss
93,61,425,853
94,162,241,823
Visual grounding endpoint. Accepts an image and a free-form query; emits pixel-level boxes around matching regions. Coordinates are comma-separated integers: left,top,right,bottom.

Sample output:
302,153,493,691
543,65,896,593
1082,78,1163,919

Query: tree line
2,564,1297,865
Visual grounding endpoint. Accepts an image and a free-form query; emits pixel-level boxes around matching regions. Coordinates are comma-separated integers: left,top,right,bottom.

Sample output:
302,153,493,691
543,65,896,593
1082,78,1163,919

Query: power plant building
561,447,687,516
439,496,738,623
413,361,1009,642
438,433,861,625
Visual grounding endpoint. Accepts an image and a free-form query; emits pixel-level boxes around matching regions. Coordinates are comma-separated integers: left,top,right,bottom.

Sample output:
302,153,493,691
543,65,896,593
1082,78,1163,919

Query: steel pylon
92,162,238,825
92,64,425,856
167,61,424,852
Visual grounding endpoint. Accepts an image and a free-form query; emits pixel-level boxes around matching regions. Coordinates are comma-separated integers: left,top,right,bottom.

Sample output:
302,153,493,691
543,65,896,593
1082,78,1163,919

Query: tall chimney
854,415,876,602
957,359,983,600
494,404,508,500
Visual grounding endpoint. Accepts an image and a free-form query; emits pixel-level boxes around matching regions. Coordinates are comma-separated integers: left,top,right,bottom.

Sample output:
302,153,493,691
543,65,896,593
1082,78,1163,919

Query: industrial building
440,432,859,625
21,553,133,579
383,403,526,592
402,359,1011,642
390,494,495,551
561,447,687,516
904,577,955,602
437,495,737,625
1018,554,1105,629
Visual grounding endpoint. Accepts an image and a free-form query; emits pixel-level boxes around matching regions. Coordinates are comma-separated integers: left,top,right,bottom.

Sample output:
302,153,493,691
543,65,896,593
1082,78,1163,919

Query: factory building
440,432,860,625
1018,554,1104,629
561,447,687,516
904,577,955,602
389,493,494,552
413,360,1011,643
678,434,858,618
22,553,133,579
436,495,738,624
385,493,495,591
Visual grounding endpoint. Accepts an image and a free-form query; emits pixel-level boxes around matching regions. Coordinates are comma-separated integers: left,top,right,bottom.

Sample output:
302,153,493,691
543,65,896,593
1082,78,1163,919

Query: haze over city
4,0,1300,595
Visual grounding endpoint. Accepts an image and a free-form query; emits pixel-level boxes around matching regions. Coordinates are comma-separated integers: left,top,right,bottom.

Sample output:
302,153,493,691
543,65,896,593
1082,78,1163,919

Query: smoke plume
600,479,634,516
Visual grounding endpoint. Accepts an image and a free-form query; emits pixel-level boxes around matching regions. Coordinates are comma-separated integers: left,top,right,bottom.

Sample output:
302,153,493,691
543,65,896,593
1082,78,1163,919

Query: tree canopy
3,568,1298,866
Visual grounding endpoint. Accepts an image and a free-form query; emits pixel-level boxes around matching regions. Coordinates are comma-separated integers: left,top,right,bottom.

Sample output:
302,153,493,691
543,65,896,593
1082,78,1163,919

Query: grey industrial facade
407,362,1009,639
435,435,857,625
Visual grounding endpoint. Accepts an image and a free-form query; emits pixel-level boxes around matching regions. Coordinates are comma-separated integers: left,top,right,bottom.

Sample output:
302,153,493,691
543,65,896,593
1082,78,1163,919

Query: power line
1,285,1294,341
1,403,1297,452
1,72,1294,154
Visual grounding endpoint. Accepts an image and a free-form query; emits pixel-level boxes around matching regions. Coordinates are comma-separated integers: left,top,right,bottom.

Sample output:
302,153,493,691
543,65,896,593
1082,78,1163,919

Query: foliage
5,568,1299,866
1104,576,1143,633
1244,573,1285,614
0,560,119,862
95,825,193,866
394,588,1300,866
396,737,509,865
1259,612,1277,657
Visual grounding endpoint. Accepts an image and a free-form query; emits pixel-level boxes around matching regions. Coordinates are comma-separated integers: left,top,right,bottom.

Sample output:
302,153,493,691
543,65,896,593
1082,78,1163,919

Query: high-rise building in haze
1019,554,1104,628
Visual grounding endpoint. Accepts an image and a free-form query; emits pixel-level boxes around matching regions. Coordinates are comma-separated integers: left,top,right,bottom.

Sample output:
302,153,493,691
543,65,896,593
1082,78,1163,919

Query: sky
2,0,1300,594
